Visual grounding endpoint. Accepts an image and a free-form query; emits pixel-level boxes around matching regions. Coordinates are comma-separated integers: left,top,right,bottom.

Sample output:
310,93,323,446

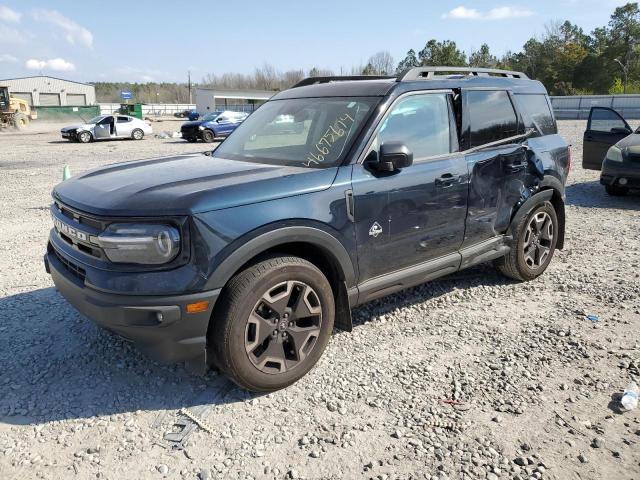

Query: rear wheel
495,201,558,281
605,184,628,196
77,131,92,143
201,129,215,143
13,113,29,130
209,256,334,392
132,128,144,140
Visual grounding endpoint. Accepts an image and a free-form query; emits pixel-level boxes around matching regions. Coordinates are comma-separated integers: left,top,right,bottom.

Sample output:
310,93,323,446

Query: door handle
435,173,456,188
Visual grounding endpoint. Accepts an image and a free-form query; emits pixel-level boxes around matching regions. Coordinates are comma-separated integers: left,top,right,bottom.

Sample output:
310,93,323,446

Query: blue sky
0,0,632,83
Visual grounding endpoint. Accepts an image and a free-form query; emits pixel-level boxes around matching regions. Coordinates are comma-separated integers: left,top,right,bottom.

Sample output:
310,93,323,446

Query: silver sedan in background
60,115,153,143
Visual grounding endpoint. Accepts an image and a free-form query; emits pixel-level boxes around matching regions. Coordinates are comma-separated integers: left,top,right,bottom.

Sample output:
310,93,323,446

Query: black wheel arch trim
203,224,356,332
204,225,357,291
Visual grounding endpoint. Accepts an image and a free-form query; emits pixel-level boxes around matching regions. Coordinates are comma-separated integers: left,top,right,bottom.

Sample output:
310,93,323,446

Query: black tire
131,128,144,140
605,184,628,196
494,201,558,281
209,255,335,392
77,131,92,143
201,129,215,143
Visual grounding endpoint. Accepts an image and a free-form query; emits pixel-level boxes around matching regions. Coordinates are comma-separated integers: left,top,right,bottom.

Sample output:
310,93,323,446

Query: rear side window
467,90,518,148
117,116,131,123
514,94,556,135
589,108,628,133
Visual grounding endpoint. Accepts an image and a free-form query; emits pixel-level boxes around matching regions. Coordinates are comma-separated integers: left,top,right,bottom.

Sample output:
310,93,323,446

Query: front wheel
494,201,558,281
209,256,335,392
605,184,628,196
201,129,215,143
77,131,92,143
132,128,144,140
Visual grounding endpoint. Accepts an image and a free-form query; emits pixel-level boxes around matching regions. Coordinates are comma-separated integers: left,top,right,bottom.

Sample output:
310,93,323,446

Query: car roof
273,71,547,100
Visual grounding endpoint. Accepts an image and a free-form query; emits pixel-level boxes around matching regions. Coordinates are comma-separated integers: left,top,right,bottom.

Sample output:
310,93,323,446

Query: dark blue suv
181,110,248,143
45,67,570,392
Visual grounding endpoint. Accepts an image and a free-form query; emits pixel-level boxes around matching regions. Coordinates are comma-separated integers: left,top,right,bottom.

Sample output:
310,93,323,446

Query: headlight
198,125,205,130
97,224,180,265
606,146,623,162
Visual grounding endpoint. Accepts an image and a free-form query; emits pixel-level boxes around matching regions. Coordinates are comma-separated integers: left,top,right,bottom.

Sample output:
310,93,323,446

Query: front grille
627,153,640,163
54,249,86,282
181,126,198,136
56,202,104,230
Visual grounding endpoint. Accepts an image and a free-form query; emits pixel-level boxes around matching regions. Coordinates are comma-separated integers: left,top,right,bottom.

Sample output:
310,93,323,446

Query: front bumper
45,247,220,365
601,160,640,188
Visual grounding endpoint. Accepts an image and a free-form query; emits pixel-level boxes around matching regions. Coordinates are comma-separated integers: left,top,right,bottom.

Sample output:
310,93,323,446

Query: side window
589,108,628,133
467,90,518,148
117,116,130,123
514,94,556,135
98,116,113,125
377,94,451,161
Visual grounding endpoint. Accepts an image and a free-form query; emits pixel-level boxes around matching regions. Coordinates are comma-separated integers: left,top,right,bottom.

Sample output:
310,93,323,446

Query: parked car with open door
60,115,153,143
582,106,640,196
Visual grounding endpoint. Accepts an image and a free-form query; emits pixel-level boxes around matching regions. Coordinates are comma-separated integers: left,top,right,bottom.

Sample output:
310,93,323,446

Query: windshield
201,112,222,122
212,97,377,168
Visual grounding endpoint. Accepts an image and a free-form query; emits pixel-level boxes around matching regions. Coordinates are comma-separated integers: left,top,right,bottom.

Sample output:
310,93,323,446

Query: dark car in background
174,109,199,120
180,110,248,143
582,106,640,196
45,67,569,392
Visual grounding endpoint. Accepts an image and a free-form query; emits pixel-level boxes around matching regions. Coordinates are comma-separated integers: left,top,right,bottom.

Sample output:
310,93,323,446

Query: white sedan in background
60,115,153,143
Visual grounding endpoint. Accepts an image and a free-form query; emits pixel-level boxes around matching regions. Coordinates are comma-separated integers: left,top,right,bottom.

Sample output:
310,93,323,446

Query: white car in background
60,115,153,143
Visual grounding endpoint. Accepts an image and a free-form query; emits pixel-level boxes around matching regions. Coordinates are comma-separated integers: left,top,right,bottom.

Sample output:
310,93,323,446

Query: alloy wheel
245,281,322,374
523,211,554,269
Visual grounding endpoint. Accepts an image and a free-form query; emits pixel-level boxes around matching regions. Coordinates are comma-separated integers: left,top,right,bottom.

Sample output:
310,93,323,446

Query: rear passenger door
583,107,632,170
115,116,133,137
461,89,529,247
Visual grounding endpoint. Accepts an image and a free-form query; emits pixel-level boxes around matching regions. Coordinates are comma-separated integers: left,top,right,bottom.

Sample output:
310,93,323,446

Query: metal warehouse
0,76,96,106
195,87,276,113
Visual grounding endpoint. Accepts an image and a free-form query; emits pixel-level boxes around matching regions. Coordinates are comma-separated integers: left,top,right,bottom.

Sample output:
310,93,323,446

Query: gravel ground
0,121,638,480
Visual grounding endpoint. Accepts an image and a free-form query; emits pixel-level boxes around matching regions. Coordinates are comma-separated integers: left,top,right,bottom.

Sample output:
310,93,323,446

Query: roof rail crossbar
292,75,395,88
397,67,528,81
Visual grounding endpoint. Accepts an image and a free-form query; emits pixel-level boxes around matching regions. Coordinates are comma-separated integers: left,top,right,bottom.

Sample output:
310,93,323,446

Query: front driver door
94,116,113,139
351,91,468,286
583,107,632,170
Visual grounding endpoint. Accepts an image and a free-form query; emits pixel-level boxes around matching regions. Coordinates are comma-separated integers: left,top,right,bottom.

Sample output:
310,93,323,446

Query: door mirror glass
371,143,413,171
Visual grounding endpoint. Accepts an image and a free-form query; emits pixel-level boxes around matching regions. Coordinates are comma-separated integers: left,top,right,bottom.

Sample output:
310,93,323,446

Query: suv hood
181,120,206,128
53,153,338,216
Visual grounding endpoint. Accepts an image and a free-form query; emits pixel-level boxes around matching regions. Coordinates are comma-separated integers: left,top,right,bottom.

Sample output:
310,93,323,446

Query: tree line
93,2,640,102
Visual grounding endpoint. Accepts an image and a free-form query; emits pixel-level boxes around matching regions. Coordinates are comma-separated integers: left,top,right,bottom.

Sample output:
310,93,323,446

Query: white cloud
0,5,21,23
31,9,93,48
25,57,75,72
443,5,534,20
0,53,17,62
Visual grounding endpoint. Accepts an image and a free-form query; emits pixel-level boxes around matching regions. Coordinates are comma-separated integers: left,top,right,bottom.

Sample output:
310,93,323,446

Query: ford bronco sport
45,67,570,392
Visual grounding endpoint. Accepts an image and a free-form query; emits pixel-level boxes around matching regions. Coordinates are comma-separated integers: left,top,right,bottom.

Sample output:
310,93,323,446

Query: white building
195,88,275,113
0,76,96,106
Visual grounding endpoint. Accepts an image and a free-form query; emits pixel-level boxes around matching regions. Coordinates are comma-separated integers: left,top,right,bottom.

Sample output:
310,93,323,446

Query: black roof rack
292,75,395,88
397,66,528,81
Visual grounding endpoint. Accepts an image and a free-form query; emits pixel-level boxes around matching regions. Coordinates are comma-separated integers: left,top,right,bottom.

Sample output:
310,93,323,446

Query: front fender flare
204,225,356,291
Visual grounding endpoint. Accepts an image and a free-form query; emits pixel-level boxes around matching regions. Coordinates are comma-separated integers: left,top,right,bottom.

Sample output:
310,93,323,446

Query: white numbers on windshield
303,113,354,167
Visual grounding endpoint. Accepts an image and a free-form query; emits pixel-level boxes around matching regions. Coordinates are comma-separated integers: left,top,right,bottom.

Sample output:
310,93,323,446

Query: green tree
418,40,467,66
469,44,498,68
396,49,419,73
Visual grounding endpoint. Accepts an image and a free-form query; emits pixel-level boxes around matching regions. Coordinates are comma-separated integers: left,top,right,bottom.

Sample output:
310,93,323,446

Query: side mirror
371,143,413,172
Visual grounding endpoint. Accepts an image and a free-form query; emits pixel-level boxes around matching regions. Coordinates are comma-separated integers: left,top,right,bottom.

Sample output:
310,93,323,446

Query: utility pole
188,70,192,104
614,58,628,94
